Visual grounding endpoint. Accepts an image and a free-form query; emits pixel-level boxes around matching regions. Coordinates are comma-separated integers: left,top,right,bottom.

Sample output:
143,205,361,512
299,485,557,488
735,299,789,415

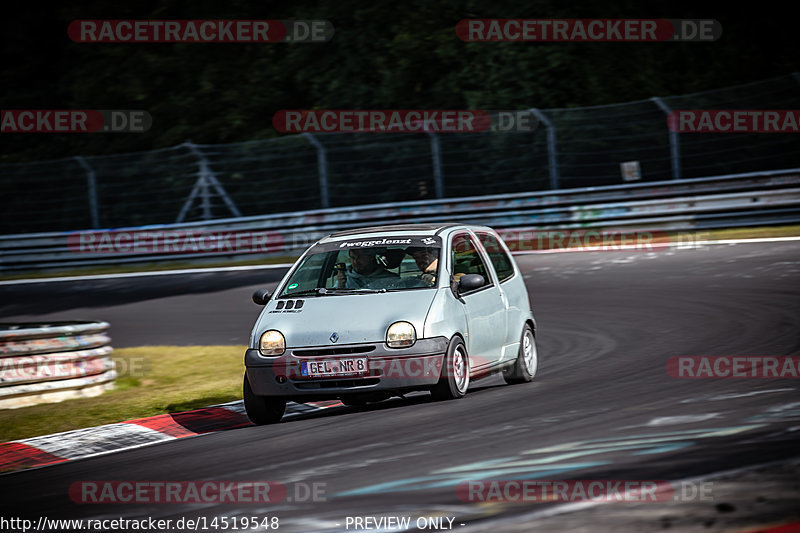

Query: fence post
178,142,241,222
528,108,559,190
302,133,330,209
427,132,445,198
74,156,99,229
651,97,682,180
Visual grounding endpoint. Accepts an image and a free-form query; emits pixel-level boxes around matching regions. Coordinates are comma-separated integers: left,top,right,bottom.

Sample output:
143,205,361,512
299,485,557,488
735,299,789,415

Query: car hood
251,290,437,348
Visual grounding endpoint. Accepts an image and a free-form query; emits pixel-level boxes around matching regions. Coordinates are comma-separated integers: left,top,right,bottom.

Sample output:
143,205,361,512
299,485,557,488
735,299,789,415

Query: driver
406,246,439,286
337,248,399,289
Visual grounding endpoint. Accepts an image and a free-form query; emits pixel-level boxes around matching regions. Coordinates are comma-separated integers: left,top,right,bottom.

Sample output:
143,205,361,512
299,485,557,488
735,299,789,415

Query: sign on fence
621,161,642,182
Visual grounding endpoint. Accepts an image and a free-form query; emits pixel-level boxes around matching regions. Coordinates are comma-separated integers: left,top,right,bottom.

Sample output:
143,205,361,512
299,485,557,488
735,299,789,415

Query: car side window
450,234,492,288
477,233,515,282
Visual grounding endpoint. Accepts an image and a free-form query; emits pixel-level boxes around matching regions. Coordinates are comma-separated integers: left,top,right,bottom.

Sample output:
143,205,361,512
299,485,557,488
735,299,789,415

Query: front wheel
503,324,538,384
431,336,470,401
340,396,369,407
243,374,286,424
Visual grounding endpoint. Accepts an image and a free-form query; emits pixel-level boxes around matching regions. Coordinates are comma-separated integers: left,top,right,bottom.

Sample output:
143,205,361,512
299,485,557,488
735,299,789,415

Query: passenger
337,248,399,289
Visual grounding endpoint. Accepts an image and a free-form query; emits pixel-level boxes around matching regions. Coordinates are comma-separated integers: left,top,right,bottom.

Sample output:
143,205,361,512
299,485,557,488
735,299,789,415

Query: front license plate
301,358,368,377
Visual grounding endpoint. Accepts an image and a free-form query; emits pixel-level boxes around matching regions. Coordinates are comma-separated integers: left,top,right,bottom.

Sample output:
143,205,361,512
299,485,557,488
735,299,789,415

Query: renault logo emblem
330,332,339,343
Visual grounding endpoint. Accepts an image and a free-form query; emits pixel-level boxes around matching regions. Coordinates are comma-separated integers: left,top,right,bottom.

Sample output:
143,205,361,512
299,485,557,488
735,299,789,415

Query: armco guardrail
0,322,115,409
1,168,799,273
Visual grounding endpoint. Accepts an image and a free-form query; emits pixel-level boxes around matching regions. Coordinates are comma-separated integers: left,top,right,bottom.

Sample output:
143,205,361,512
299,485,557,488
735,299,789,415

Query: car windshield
279,238,441,297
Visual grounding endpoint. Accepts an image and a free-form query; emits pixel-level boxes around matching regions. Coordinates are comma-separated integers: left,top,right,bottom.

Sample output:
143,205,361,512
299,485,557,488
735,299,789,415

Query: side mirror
252,288,272,305
458,274,485,293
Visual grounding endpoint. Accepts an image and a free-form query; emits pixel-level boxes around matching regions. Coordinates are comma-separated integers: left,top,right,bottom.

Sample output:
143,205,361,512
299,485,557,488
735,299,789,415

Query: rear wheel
431,336,470,401
243,374,286,424
503,324,537,384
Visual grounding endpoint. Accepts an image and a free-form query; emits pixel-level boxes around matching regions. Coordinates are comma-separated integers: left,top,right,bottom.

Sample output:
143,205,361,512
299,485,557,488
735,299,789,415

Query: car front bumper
245,337,448,398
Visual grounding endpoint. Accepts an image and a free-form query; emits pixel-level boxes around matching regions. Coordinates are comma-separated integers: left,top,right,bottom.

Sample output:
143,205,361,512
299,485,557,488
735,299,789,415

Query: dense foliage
1,0,796,161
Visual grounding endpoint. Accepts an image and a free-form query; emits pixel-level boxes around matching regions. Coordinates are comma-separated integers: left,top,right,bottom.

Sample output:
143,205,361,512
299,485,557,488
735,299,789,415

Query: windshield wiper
322,287,387,294
283,287,387,297
281,288,331,297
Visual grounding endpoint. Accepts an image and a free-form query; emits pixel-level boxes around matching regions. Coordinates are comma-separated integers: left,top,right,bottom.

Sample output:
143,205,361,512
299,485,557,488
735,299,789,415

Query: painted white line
0,263,294,286
679,388,797,404
20,422,173,459
0,400,342,477
214,399,341,417
645,414,722,426
3,432,209,477
215,400,249,416
710,389,796,401
511,235,800,255
704,236,800,244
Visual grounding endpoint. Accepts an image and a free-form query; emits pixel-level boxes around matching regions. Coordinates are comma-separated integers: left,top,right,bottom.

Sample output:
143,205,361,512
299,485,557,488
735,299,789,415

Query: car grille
291,345,376,357
294,378,380,389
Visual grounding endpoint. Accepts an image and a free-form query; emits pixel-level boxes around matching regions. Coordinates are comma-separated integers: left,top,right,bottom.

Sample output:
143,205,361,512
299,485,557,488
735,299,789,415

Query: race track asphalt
1,241,798,532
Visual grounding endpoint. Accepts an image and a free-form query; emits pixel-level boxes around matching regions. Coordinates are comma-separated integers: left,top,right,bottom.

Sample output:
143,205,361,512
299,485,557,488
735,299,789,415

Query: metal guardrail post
303,133,330,209
178,142,241,222
176,178,202,223
651,97,682,180
74,156,100,229
427,132,445,198
200,175,212,220
528,108,559,190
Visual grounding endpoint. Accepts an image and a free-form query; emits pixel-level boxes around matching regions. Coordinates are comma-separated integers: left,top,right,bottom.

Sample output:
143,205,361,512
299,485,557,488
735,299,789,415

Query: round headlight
259,330,285,356
386,321,416,348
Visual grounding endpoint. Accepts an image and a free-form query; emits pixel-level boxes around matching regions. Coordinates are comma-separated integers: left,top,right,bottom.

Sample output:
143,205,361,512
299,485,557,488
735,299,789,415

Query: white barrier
0,322,115,409
1,169,799,273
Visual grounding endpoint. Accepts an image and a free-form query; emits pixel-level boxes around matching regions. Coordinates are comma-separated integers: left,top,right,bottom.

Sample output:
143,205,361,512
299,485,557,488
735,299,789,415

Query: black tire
243,374,286,424
503,324,537,384
340,396,369,407
430,336,470,401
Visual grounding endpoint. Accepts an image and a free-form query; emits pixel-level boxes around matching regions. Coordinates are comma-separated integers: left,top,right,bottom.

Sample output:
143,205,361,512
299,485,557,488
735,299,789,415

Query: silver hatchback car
244,223,537,424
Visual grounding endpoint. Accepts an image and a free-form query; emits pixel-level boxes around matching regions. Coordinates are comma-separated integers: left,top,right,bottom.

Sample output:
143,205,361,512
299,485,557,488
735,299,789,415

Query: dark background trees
1,0,797,162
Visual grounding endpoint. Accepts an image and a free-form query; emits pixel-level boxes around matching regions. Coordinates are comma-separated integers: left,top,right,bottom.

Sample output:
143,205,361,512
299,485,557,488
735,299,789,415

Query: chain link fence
2,75,799,235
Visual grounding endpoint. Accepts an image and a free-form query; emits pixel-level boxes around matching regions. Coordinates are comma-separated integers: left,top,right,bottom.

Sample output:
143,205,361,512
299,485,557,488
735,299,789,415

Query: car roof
320,223,493,242
328,223,457,237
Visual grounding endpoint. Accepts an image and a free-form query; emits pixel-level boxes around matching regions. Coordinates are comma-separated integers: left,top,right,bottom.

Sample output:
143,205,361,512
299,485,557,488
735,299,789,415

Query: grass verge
0,346,246,442
691,225,800,240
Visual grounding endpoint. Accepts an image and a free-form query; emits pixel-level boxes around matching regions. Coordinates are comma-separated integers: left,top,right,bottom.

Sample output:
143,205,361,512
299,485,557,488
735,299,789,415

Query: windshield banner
312,235,441,252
